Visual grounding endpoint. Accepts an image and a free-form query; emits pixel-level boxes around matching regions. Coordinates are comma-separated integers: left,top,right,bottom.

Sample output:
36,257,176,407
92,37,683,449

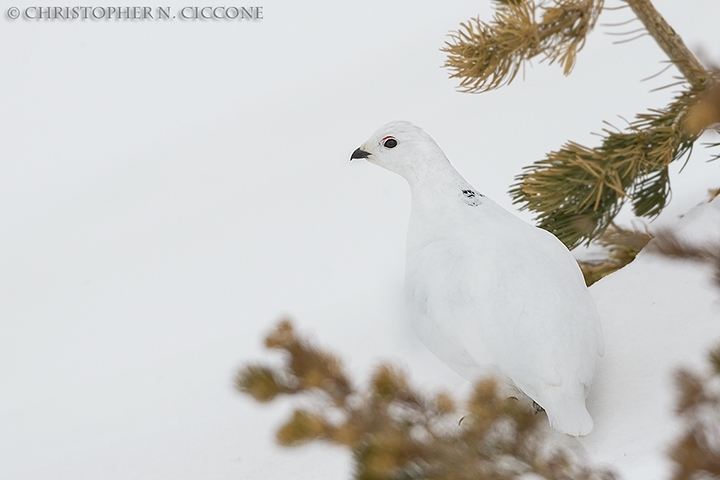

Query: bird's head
350,121,448,181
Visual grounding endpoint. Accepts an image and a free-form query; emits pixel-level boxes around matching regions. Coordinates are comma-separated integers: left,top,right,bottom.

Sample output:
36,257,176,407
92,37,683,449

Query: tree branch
625,0,708,86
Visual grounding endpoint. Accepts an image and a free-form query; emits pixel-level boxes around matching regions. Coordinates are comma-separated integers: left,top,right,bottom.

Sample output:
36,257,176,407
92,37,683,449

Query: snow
582,197,720,476
1,1,720,479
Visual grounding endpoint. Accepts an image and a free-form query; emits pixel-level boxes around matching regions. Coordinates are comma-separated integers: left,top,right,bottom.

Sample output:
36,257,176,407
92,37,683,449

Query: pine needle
442,0,605,93
578,224,653,285
510,85,704,249
238,320,616,479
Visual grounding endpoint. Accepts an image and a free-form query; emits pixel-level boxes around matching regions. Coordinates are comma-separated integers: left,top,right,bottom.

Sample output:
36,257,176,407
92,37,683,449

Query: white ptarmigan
351,121,604,436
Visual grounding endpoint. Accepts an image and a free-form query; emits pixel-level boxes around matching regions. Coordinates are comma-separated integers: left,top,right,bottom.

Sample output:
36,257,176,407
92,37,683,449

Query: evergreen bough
443,0,719,248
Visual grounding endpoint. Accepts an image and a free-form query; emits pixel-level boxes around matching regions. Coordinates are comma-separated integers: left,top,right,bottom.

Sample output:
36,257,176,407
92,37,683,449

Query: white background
2,1,720,478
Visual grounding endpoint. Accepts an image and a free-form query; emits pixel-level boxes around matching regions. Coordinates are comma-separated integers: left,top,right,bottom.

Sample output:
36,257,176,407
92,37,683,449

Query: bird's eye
382,137,398,149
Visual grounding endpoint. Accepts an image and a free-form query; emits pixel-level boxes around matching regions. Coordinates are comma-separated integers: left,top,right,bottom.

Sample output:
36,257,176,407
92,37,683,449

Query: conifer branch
578,224,652,285
443,0,605,93
685,77,720,137
446,0,719,248
508,2,718,248
624,0,707,87
238,320,614,479
644,223,720,477
647,228,720,288
511,85,703,248
669,347,720,479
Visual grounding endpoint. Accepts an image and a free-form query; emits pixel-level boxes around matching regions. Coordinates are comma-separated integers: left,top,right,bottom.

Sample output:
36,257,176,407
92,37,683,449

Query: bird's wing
449,208,602,390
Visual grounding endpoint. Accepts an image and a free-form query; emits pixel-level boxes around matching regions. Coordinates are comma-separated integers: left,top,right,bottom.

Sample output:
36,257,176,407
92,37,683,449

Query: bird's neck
406,159,473,206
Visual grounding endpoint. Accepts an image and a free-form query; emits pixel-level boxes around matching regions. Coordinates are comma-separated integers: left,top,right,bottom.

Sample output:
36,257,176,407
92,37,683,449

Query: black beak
350,148,370,160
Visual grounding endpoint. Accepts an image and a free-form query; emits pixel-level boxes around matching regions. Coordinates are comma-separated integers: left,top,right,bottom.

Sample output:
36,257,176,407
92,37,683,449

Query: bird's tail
541,390,594,437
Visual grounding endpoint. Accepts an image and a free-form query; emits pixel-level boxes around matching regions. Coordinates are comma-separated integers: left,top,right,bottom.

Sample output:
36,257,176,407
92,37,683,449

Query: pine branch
624,0,707,87
508,2,720,248
511,85,703,248
578,224,653,285
442,0,605,93
237,320,615,479
685,77,720,136
643,223,720,478
647,228,720,289
669,350,720,479
446,0,719,248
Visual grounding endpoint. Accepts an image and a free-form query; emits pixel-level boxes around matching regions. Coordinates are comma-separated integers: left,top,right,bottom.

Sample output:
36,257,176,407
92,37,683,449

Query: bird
350,120,604,436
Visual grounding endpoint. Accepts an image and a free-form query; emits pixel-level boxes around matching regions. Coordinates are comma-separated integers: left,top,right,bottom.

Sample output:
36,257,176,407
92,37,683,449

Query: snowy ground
2,1,720,478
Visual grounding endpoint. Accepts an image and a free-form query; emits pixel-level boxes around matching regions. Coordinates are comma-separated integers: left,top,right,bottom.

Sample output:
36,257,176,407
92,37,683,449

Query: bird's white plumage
353,121,604,436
